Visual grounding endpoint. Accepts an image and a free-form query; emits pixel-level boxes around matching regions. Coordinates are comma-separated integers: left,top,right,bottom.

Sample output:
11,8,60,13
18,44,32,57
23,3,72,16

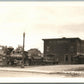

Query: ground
0,64,84,83
0,64,84,77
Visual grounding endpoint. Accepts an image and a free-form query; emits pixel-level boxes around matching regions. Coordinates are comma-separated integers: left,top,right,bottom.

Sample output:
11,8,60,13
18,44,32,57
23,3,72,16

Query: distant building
43,37,84,64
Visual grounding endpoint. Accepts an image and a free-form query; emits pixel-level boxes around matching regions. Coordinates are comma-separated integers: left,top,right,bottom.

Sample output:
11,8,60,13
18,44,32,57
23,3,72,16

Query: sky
0,1,84,52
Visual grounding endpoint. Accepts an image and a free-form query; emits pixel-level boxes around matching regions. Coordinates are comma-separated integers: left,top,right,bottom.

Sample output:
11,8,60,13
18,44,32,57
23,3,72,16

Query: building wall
81,40,84,54
43,38,82,64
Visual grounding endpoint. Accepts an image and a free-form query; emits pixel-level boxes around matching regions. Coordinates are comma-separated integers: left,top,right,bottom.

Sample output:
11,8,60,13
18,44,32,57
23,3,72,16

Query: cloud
58,23,84,39
0,2,84,52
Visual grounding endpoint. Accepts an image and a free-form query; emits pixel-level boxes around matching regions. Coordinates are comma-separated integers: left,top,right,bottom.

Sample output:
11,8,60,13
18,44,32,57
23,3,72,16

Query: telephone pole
21,32,25,68
23,32,25,52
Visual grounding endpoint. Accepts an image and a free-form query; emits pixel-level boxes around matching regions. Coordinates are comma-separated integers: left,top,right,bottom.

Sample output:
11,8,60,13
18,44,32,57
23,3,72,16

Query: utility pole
23,32,25,52
21,32,25,68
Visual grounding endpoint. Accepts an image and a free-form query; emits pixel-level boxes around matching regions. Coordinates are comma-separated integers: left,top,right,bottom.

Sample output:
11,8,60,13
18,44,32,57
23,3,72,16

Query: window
46,46,50,52
65,55,68,61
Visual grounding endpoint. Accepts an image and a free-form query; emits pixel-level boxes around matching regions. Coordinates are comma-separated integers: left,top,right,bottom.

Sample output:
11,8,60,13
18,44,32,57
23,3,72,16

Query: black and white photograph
0,1,84,83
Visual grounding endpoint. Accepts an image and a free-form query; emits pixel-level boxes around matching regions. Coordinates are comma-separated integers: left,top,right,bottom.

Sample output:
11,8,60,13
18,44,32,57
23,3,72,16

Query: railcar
43,54,58,65
28,49,43,65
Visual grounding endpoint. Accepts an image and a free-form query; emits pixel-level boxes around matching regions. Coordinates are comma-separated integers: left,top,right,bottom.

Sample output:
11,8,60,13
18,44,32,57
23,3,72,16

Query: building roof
42,37,81,41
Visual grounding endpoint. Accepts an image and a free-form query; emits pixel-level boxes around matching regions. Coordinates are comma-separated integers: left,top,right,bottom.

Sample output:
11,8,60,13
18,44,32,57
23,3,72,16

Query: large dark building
43,37,84,64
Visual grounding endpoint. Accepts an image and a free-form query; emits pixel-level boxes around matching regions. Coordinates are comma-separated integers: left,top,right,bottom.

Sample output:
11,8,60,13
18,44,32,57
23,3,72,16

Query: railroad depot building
43,37,84,64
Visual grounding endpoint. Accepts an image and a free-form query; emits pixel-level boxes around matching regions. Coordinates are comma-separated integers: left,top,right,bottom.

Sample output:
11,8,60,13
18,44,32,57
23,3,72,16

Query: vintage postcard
0,1,84,83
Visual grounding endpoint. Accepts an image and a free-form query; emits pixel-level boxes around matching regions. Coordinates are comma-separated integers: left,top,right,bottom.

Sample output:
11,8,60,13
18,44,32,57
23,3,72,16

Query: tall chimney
23,32,25,51
21,32,25,68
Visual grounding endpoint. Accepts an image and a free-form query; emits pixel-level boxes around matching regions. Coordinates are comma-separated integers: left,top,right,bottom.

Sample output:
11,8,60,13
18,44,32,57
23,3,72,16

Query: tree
28,48,42,57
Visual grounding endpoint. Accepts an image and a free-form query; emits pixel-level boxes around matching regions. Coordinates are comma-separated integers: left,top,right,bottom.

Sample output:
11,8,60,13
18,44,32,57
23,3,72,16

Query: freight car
43,54,58,65
28,49,43,65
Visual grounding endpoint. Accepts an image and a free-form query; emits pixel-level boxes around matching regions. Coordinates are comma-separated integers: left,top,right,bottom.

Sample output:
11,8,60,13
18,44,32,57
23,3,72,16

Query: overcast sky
0,1,84,52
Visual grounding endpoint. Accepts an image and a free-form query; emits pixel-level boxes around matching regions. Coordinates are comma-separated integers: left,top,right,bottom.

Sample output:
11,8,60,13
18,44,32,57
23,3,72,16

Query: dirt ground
0,64,84,83
0,64,84,78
